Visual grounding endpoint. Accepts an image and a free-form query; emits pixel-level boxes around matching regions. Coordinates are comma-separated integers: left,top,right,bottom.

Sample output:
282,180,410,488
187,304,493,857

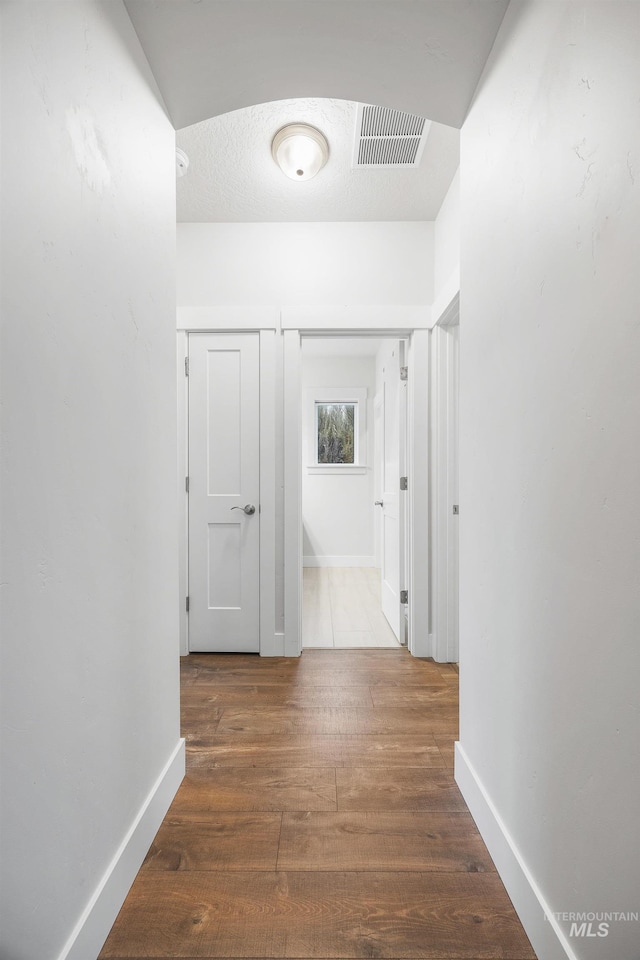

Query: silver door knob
374,500,384,507
231,504,256,516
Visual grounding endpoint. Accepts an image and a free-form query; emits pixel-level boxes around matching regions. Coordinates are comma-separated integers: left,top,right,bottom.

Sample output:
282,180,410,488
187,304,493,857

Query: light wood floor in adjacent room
99,650,537,960
303,567,401,648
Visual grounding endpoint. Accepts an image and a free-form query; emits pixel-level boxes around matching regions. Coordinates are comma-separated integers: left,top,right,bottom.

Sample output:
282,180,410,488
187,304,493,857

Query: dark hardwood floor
99,649,536,959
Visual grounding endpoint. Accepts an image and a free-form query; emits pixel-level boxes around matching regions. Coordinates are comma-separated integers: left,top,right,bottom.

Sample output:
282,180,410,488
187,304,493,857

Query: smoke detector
176,148,189,178
353,104,430,168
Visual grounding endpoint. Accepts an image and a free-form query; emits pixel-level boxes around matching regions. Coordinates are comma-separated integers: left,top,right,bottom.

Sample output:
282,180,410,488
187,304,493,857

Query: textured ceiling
176,98,459,222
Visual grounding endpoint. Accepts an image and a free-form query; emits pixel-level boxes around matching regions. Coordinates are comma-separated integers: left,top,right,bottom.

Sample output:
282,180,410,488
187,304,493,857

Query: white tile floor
302,566,402,648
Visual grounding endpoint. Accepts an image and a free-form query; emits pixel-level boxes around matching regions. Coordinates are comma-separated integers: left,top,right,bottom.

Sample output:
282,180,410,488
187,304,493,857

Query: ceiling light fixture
271,123,329,181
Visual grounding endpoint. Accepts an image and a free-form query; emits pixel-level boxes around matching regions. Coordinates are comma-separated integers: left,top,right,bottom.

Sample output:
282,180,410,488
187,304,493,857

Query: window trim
304,387,368,475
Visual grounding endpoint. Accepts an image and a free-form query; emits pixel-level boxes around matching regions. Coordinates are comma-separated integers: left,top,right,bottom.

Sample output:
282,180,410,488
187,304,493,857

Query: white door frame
283,325,430,658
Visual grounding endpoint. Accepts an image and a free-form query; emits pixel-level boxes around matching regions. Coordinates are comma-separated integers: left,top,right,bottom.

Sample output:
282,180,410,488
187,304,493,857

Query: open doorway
300,337,407,649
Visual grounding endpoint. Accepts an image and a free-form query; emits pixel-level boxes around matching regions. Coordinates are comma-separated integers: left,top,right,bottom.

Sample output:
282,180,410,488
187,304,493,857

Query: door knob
231,504,256,516
374,500,384,507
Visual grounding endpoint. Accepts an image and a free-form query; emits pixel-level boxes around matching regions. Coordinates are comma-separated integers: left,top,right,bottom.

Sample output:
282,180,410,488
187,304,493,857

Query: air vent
353,104,430,168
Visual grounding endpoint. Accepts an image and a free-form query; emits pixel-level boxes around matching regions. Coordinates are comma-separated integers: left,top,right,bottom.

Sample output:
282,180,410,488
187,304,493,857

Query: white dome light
271,124,329,181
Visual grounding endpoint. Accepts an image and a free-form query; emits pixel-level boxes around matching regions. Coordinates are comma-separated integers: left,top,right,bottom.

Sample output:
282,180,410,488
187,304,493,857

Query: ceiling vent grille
353,104,430,168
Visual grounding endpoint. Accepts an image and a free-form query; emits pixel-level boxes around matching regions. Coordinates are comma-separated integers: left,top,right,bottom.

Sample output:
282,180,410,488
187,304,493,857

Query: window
304,387,367,474
316,402,356,464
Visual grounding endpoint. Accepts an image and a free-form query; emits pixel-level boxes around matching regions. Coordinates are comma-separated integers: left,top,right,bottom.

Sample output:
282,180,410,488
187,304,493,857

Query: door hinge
400,589,408,604
184,357,189,377
185,476,189,493
400,366,408,381
185,596,190,612
400,476,408,491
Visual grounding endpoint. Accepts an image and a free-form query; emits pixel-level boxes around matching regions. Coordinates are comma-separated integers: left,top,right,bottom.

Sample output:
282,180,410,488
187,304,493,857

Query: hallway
100,650,536,958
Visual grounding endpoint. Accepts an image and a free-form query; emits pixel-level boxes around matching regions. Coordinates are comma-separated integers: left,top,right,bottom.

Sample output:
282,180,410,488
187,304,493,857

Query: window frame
304,387,368,475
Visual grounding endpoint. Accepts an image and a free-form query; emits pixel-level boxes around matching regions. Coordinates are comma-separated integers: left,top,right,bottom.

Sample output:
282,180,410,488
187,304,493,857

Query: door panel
208,523,241,607
206,349,242,493
188,333,260,652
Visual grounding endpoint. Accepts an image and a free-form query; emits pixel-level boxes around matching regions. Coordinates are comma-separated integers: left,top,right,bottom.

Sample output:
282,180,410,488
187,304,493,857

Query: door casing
284,325,430,658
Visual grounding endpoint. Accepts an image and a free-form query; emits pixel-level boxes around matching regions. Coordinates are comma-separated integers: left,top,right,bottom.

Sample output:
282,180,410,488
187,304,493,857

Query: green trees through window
316,402,356,464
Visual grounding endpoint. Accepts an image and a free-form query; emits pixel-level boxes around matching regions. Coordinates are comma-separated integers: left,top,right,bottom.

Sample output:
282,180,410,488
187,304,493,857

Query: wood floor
303,567,401,648
99,650,536,960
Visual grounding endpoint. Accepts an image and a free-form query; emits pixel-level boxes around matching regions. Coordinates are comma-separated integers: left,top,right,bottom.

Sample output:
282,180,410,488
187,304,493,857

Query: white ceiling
176,98,459,222
124,0,509,130
125,0,507,224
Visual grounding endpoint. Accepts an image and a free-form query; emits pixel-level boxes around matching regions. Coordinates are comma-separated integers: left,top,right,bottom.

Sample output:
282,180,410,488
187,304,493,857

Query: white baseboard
303,555,376,568
454,742,577,960
284,630,302,657
58,738,186,960
261,631,285,657
410,628,431,659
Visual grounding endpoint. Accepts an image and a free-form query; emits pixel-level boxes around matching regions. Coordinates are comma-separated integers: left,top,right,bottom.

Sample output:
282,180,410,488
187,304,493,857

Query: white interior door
379,341,405,640
188,333,260,652
447,324,460,659
373,393,383,568
431,319,460,661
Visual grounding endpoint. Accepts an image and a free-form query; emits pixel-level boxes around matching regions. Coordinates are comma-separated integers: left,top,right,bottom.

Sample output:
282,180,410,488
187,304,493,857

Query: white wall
458,3,640,958
0,4,181,959
434,168,460,309
177,222,434,306
302,354,376,565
